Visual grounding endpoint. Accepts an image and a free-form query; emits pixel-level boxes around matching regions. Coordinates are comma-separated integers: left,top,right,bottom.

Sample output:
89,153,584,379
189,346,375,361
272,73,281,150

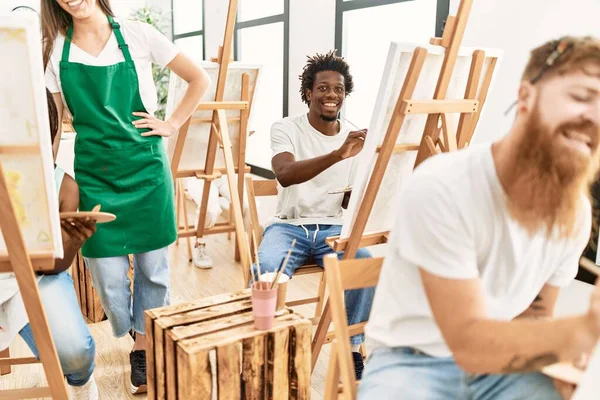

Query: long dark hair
41,0,114,69
46,89,58,143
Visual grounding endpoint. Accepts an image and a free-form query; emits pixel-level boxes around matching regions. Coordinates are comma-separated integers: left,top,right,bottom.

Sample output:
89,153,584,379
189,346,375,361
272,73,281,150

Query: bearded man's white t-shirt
366,144,591,357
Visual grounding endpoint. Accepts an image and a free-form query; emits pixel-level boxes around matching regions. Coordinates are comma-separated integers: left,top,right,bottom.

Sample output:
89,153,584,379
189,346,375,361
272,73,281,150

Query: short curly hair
299,50,354,105
522,36,600,83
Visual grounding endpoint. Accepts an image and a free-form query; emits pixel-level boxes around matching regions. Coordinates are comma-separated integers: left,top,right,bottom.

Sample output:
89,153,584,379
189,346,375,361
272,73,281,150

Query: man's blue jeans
253,223,374,345
358,347,562,399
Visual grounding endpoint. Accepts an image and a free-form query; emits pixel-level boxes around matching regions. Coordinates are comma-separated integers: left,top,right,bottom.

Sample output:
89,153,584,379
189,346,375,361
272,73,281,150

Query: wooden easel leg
0,348,11,375
228,204,233,241
216,110,251,285
312,300,332,369
462,57,498,148
359,343,367,358
178,180,193,262
175,179,181,247
324,343,339,400
195,180,211,240
234,74,250,263
0,163,69,399
314,273,327,319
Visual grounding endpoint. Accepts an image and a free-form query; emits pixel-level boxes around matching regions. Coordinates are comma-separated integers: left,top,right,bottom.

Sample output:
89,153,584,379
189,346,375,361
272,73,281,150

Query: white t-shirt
366,144,590,357
270,113,353,226
45,19,179,116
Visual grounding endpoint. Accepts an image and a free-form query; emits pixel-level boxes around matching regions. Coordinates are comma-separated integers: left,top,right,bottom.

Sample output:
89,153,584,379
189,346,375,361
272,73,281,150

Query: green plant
129,6,170,120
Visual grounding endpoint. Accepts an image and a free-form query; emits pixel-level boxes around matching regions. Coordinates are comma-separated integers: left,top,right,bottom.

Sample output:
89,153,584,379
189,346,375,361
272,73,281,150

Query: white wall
287,0,336,117
453,0,600,143
204,0,230,61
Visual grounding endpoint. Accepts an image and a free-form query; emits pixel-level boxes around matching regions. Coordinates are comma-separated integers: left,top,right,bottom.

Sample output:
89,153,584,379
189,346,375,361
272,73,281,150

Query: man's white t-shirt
45,19,179,115
366,144,591,357
270,113,353,226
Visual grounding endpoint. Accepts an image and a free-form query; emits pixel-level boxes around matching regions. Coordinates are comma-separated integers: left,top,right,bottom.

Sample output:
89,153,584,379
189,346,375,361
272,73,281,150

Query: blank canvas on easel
341,42,502,239
165,62,261,173
0,17,63,262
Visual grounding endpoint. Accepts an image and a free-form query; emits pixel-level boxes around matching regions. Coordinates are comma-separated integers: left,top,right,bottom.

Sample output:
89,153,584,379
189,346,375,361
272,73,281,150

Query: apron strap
61,23,74,63
107,15,134,64
62,16,133,64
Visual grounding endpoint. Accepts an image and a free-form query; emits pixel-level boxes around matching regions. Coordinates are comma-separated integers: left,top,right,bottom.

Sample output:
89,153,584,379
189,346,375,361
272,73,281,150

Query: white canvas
0,16,63,259
165,62,261,172
341,42,502,239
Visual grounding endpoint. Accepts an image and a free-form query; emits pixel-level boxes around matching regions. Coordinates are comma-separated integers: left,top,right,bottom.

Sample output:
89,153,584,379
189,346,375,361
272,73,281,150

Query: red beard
505,105,600,238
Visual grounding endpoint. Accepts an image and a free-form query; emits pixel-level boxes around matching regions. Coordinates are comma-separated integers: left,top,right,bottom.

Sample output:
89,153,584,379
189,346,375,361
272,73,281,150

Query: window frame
233,0,290,118
171,0,206,59
334,0,451,55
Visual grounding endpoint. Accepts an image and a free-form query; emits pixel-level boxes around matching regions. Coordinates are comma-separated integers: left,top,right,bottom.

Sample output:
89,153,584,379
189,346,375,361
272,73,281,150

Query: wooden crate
69,251,105,323
146,290,312,400
70,252,134,323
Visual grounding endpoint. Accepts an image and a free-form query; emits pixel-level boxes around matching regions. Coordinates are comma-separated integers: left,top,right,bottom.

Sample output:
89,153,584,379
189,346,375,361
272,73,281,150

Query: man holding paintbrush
252,51,373,380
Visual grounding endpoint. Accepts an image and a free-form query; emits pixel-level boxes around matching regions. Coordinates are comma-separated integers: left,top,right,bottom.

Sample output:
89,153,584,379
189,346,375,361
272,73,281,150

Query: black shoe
130,350,147,394
352,351,364,380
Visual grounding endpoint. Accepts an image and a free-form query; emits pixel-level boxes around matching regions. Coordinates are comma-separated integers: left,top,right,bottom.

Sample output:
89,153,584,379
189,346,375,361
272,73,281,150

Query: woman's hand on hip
132,112,177,137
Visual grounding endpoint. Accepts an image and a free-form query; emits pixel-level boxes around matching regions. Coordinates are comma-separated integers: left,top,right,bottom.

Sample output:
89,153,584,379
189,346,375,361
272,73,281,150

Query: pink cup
251,281,278,330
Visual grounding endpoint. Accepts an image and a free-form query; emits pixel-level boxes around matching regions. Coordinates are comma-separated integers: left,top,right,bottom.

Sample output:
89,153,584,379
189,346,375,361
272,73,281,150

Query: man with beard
253,51,374,379
358,37,600,400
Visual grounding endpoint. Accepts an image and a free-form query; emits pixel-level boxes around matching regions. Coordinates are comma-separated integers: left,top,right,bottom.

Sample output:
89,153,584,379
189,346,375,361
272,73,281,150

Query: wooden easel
312,0,498,368
0,158,68,399
170,0,251,284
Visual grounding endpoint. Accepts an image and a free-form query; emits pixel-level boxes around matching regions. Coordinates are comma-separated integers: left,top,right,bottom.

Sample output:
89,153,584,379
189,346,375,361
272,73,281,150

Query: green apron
59,16,176,258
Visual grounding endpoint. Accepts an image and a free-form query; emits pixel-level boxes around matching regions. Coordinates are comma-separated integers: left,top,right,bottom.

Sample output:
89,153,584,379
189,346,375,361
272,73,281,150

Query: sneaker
69,376,99,400
352,351,364,381
193,241,213,269
130,350,147,394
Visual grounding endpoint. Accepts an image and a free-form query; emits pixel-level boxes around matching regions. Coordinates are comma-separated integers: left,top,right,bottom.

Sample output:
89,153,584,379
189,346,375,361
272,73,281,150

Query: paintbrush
339,116,366,141
247,238,257,286
270,239,296,290
251,231,263,286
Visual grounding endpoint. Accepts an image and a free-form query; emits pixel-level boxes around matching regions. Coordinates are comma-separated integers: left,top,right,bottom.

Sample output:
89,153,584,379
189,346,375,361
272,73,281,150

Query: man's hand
60,217,97,247
334,129,367,160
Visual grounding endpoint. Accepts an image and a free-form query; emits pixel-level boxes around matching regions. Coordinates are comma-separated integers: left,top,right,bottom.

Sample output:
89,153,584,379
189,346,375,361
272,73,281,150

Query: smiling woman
39,0,211,395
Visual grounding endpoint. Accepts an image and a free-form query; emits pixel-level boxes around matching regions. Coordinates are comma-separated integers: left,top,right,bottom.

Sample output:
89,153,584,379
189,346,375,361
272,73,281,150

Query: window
171,0,205,63
234,0,289,170
336,0,450,127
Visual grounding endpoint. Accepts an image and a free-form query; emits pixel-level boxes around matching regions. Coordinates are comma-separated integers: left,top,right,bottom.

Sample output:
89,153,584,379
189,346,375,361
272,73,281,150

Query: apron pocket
75,141,168,193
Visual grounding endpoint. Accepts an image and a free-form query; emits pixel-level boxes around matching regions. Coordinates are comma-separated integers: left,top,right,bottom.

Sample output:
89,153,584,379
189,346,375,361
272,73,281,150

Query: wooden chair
323,254,383,400
0,348,10,376
245,177,327,319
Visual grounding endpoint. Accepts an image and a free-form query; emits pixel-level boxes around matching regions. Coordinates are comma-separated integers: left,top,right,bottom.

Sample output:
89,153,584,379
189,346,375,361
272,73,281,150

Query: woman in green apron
41,0,210,394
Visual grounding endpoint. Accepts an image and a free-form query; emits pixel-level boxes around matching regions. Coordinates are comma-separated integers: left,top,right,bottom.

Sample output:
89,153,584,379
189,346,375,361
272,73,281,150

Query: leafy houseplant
129,6,170,121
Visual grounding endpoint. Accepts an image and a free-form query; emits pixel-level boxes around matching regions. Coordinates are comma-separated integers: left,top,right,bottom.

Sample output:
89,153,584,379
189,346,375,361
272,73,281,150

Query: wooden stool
145,290,312,400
